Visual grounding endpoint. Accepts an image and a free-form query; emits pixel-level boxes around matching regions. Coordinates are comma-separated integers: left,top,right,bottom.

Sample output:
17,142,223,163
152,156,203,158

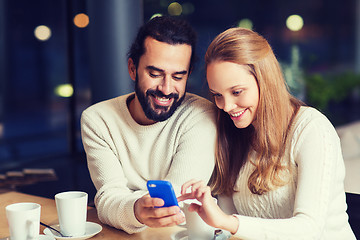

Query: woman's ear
128,58,136,81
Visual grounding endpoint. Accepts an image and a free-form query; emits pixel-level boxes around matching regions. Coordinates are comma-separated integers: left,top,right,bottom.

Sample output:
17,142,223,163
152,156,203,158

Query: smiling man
80,16,216,234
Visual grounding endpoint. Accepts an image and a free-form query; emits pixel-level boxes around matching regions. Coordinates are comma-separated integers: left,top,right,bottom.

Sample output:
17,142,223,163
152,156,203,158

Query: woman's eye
211,93,221,98
233,90,242,96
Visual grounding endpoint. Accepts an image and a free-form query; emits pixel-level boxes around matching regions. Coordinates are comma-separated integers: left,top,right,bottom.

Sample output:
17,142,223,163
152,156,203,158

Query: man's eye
149,72,160,78
173,75,183,80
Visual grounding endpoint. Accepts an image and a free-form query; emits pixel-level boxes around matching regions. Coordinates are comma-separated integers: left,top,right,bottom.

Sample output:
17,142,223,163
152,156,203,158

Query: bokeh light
182,2,195,15
286,15,304,31
238,18,253,30
55,84,74,97
150,13,163,19
168,2,182,16
34,25,52,41
74,13,89,28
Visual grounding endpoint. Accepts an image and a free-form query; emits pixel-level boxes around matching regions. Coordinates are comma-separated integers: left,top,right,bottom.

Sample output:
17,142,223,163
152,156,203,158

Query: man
80,16,216,234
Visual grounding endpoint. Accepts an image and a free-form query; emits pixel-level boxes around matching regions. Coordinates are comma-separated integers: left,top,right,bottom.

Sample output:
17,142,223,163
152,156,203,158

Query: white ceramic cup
6,202,41,240
55,191,88,237
182,199,215,240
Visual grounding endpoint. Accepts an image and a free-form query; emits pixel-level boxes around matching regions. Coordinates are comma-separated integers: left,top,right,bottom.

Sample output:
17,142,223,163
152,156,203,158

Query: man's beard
135,76,185,122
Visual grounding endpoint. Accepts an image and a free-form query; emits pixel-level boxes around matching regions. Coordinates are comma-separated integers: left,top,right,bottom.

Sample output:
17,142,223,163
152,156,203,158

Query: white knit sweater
218,107,356,239
80,93,217,233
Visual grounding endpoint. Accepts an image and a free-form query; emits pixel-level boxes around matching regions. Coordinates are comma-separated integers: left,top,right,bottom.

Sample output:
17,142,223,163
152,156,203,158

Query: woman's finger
180,179,199,194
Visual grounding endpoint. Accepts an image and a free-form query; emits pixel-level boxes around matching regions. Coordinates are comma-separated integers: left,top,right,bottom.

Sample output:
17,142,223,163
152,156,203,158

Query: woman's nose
222,98,235,113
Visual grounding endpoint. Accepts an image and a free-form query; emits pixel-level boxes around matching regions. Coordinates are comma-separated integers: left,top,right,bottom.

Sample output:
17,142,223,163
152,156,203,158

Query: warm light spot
150,13,163,19
74,13,89,28
34,25,51,41
238,19,253,30
286,15,304,31
168,2,182,16
55,84,74,97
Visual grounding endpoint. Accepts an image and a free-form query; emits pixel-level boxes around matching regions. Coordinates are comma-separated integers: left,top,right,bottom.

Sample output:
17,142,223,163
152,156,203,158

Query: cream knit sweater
218,107,356,239
81,93,217,234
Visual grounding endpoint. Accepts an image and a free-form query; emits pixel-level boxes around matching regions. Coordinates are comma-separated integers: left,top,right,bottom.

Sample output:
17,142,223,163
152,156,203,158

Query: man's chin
142,93,185,122
146,108,172,121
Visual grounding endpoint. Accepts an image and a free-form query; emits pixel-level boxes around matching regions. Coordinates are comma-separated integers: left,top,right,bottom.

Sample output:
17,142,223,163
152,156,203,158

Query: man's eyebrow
146,65,164,72
174,70,188,75
146,65,188,75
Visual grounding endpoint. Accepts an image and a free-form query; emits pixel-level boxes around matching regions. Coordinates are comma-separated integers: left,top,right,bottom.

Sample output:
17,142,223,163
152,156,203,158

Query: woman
178,28,356,239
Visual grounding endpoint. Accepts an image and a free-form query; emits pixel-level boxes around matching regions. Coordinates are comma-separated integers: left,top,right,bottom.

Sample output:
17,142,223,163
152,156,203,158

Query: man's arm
81,110,148,233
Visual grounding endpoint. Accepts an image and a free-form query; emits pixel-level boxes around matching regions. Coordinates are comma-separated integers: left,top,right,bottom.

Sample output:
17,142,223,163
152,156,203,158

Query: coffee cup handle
27,219,38,240
178,210,187,228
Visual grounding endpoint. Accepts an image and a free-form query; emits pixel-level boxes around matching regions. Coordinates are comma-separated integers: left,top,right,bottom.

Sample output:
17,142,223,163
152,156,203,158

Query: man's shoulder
83,94,131,115
181,93,215,111
170,93,217,133
171,93,216,123
81,94,133,123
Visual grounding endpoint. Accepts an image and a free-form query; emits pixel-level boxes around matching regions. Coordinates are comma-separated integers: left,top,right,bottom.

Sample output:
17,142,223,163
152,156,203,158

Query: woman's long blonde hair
205,27,303,195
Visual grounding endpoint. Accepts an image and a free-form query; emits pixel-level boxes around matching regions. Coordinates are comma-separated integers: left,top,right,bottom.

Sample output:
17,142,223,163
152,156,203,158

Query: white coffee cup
182,199,215,240
6,202,41,240
55,191,88,237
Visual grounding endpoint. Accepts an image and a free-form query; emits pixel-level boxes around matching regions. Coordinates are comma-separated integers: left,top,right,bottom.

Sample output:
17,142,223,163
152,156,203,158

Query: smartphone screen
147,180,179,207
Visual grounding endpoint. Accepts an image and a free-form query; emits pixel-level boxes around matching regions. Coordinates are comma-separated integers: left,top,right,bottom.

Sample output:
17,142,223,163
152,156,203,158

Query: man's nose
158,76,173,96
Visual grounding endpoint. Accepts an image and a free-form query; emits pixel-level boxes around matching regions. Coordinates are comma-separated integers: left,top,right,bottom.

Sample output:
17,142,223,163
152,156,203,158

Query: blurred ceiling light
160,0,169,7
34,25,52,41
286,15,304,31
74,13,89,28
238,18,253,30
150,13,163,19
168,2,182,16
55,84,74,97
182,2,195,15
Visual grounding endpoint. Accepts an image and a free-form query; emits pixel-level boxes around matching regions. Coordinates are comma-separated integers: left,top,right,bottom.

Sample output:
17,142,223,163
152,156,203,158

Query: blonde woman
178,28,356,239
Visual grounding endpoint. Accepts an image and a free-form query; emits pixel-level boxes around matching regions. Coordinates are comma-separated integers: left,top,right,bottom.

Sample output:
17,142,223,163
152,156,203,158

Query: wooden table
0,191,185,240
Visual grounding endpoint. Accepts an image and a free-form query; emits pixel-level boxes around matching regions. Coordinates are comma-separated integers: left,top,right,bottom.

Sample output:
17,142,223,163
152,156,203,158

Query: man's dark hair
128,16,197,72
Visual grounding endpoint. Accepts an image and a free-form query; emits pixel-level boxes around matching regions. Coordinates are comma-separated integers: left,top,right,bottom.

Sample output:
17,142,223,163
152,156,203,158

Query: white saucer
0,235,54,240
171,229,231,240
43,222,102,240
39,234,56,240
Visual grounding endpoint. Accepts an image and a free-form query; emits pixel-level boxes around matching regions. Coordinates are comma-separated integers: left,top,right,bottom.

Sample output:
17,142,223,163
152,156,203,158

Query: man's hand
134,194,185,228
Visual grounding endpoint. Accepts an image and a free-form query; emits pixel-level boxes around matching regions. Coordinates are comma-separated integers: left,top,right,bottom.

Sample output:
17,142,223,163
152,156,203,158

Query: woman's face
207,61,259,129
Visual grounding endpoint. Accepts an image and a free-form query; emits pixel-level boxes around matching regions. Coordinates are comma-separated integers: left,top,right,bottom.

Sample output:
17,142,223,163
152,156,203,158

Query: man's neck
127,94,156,126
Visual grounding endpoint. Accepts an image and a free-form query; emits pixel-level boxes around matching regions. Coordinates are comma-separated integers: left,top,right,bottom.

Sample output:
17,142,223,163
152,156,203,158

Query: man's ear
128,58,136,81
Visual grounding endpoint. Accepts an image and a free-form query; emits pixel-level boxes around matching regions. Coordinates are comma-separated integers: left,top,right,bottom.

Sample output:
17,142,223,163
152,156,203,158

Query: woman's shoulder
291,106,337,140
294,106,332,126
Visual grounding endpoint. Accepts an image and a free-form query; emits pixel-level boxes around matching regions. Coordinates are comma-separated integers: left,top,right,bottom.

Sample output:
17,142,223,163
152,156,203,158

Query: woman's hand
177,179,239,233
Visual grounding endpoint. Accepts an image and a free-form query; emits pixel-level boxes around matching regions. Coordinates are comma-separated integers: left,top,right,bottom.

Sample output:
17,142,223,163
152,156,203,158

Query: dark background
0,0,359,237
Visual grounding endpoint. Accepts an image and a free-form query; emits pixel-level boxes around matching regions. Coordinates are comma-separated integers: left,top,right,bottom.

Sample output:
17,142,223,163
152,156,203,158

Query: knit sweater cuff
232,214,263,240
123,194,148,232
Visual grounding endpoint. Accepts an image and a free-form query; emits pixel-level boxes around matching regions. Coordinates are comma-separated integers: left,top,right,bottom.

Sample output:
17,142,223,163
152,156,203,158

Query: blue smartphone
147,180,179,207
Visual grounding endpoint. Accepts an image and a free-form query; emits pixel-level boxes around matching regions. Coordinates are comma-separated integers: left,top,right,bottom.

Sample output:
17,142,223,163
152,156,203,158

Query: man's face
130,37,192,122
